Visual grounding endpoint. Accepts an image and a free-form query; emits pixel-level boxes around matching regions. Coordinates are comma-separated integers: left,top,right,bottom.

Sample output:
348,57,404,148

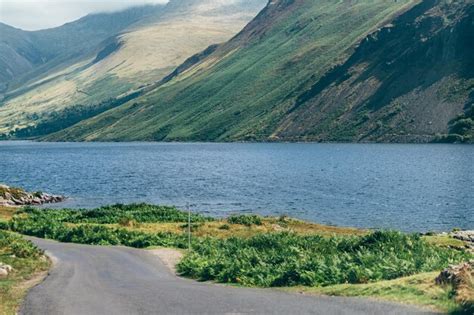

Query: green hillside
44,0,473,143
0,0,266,139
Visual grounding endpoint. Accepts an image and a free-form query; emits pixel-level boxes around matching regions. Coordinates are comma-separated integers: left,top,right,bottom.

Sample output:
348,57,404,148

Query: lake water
0,141,472,232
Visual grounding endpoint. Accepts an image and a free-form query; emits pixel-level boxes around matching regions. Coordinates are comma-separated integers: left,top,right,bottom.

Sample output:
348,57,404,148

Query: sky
0,0,169,31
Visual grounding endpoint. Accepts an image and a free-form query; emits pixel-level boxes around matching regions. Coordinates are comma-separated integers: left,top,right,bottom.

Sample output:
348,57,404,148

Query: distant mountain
0,6,163,94
44,0,473,143
0,0,266,138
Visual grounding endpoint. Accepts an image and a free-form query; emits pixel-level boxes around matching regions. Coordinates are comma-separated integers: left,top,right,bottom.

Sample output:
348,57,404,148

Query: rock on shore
0,184,65,206
451,230,474,243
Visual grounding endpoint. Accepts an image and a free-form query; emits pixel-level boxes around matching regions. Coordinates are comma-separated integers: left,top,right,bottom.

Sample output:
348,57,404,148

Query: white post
187,202,191,251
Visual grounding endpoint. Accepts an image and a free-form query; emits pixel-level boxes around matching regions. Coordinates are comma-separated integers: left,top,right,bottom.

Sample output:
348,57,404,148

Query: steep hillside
52,0,474,143
276,0,474,143
0,0,266,138
47,0,431,142
0,23,39,93
0,6,163,94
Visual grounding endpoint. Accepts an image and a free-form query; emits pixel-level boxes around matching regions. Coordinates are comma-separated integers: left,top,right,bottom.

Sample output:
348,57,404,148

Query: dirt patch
148,248,184,275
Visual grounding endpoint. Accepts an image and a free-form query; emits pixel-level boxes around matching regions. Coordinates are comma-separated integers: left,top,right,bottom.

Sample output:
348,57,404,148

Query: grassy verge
0,230,50,315
0,206,17,221
286,272,468,314
1,204,472,313
177,231,470,286
6,205,363,248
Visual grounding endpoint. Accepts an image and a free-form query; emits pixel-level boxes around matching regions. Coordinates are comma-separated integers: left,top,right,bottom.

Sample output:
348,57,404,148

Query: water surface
1,141,472,232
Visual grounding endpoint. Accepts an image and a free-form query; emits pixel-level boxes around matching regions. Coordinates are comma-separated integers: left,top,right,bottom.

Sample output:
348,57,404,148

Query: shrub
0,220,9,231
177,231,472,287
180,223,203,231
228,215,263,226
9,215,189,249
20,203,213,224
0,230,43,258
219,224,230,230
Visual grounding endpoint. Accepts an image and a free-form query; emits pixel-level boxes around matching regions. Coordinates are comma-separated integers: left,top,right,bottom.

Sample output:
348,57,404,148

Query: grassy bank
0,230,50,315
287,271,470,314
177,231,469,287
1,204,472,313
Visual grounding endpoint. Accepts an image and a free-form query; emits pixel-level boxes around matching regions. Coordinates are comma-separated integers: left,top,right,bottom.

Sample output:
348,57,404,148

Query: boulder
436,260,474,287
0,264,13,273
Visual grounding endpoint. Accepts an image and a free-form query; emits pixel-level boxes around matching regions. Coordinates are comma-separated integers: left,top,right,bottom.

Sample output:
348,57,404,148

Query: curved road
21,238,435,315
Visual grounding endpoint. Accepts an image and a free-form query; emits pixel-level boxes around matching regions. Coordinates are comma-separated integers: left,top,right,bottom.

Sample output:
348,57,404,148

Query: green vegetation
18,203,213,224
0,203,472,313
177,231,471,287
6,204,214,248
0,231,50,315
435,104,474,143
8,91,142,139
4,205,362,243
289,272,470,314
227,214,262,226
423,235,469,250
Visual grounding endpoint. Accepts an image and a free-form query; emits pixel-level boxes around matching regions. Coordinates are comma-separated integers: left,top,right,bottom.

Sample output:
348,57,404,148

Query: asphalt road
21,238,435,315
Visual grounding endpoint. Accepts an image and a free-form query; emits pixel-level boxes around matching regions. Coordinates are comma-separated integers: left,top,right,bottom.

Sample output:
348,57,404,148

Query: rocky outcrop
0,184,65,206
436,260,473,286
436,260,474,310
0,263,13,278
451,230,474,243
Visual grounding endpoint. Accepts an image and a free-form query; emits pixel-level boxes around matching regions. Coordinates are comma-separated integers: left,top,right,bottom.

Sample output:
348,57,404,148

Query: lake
0,141,472,232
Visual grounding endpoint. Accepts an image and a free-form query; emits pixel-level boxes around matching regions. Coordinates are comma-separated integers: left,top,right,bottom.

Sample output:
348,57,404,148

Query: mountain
7,0,474,143
0,0,266,138
0,6,164,94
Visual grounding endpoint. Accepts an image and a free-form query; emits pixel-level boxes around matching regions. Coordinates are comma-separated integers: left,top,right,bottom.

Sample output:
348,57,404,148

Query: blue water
0,141,472,232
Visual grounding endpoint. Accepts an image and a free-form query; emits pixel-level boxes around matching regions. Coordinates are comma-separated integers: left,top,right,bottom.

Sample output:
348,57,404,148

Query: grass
286,272,468,314
114,216,364,239
423,235,469,250
0,206,17,221
177,231,471,287
0,231,50,315
8,206,363,241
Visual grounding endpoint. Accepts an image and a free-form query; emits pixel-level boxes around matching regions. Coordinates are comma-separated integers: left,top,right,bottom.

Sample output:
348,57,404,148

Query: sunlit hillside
0,0,266,136
49,0,473,143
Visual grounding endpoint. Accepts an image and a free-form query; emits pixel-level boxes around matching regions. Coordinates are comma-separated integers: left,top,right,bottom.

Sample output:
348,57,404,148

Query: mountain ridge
2,0,473,143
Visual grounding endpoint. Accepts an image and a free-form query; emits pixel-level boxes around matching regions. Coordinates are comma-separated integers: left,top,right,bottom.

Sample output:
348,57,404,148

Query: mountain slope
50,0,474,143
275,0,474,142
0,0,266,138
0,23,40,93
0,6,164,94
46,0,426,141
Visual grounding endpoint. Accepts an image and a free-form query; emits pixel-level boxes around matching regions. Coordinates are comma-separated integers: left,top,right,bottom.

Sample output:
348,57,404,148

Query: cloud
0,0,169,31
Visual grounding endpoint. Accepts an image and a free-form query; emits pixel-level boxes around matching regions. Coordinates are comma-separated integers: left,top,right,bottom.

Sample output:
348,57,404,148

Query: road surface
21,238,435,315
